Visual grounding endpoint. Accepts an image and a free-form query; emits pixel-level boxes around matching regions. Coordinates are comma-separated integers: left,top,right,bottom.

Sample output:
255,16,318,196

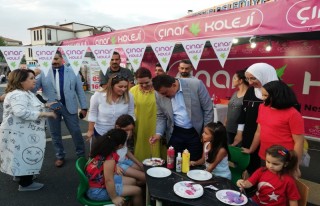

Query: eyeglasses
246,77,257,81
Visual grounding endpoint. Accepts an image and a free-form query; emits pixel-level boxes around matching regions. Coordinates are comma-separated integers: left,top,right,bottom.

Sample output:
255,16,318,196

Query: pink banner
61,0,320,46
141,40,320,140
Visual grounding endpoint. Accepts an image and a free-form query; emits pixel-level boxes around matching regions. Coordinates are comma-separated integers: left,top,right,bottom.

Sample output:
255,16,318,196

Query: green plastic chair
75,157,116,206
228,146,250,185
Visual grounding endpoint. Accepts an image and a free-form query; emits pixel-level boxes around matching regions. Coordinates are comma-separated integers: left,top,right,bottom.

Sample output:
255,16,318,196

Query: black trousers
19,175,33,187
168,126,203,161
227,132,236,145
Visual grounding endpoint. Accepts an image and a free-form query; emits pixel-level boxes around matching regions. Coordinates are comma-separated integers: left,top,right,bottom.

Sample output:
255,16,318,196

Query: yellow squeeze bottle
182,149,190,173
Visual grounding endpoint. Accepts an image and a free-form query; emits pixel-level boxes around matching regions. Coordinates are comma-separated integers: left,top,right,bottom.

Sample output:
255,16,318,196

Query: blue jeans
47,104,85,159
87,175,123,201
118,159,134,173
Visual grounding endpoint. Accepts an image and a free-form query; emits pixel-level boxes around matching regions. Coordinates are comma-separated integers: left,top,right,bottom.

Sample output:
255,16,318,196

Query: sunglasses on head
111,74,128,82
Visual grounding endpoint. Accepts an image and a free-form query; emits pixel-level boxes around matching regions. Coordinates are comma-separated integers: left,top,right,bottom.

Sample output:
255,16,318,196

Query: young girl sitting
237,145,300,206
190,122,231,180
86,129,142,206
115,114,146,185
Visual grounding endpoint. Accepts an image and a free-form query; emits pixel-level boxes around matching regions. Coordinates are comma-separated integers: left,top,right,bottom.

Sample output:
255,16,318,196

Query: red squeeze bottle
167,146,175,169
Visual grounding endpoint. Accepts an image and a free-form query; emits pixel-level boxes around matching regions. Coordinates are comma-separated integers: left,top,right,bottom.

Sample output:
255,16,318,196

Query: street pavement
0,86,319,206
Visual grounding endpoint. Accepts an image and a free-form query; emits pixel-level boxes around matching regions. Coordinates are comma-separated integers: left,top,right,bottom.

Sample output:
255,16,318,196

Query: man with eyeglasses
99,51,134,89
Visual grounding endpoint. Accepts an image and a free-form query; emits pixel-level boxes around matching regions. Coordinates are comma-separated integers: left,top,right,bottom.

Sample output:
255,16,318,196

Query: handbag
300,139,310,167
300,152,310,167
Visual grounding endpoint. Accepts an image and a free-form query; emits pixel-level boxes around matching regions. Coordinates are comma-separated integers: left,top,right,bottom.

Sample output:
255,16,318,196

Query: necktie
55,69,61,100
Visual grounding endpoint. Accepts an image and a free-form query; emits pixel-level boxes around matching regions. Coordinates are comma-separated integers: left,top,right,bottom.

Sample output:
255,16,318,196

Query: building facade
25,22,109,66
0,36,23,46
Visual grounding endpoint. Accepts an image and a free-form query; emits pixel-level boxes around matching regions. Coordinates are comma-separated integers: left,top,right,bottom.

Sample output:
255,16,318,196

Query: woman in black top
232,63,278,174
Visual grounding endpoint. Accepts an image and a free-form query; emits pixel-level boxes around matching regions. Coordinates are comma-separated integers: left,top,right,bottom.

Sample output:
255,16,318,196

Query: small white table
213,104,228,123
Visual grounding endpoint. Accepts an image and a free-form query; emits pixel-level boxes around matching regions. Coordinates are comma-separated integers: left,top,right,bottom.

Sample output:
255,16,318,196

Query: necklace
139,86,154,94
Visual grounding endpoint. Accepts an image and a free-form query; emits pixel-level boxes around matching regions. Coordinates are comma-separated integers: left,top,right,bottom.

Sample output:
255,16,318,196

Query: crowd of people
0,51,305,206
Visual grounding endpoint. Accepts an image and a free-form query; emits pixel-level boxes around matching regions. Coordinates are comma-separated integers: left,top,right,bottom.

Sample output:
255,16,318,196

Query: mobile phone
50,102,61,110
49,101,63,115
79,112,84,119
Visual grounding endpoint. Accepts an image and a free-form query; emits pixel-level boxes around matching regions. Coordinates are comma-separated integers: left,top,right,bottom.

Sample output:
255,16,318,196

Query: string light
266,40,272,51
232,38,239,44
249,36,256,48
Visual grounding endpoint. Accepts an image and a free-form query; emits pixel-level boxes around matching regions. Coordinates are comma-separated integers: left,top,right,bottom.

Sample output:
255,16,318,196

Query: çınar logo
286,0,320,28
93,28,145,45
154,9,263,42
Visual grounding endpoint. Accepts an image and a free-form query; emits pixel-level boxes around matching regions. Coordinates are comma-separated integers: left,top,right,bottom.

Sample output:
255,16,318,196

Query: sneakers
18,182,44,191
13,175,37,182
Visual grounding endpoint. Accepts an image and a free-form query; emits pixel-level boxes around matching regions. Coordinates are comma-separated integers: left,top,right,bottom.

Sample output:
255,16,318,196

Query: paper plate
146,167,171,178
173,181,204,199
143,158,165,166
187,170,212,181
216,189,248,205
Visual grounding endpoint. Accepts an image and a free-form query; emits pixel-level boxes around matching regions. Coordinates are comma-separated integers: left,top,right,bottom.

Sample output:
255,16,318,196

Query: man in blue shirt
149,75,213,160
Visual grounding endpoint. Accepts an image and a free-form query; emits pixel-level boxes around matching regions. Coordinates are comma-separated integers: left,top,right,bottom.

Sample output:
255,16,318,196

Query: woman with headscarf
243,80,304,177
231,63,278,174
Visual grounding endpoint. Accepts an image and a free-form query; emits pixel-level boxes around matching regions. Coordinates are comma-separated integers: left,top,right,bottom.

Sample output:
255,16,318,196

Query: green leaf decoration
189,23,201,36
161,57,168,63
10,62,16,68
73,61,79,67
276,65,294,87
276,65,286,79
43,62,49,68
111,36,117,44
133,59,139,65
101,60,107,66
220,53,226,58
192,55,198,61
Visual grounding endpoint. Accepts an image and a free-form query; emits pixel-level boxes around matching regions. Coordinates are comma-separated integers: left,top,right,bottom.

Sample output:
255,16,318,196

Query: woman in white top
0,69,56,191
86,74,135,147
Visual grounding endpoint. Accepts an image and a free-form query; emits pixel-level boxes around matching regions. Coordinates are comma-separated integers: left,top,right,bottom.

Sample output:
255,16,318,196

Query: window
40,30,42,40
33,31,36,41
36,30,39,40
28,48,33,57
47,29,51,40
